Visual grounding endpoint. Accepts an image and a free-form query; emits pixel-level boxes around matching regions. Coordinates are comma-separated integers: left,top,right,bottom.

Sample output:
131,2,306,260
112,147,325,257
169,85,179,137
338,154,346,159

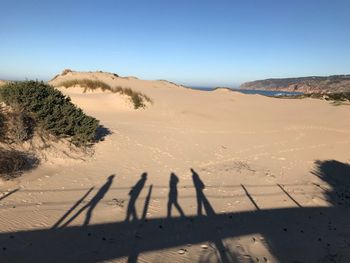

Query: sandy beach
0,71,349,262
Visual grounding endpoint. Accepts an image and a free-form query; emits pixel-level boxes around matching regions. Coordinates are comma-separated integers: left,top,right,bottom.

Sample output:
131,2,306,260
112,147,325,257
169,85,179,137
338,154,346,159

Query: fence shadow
0,160,349,262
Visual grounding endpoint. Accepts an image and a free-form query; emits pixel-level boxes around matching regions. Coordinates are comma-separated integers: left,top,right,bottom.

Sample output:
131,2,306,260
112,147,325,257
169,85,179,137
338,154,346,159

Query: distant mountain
240,75,350,93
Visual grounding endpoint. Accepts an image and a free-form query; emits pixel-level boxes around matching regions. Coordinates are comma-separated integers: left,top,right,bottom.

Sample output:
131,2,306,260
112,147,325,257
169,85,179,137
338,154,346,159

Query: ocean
188,87,302,97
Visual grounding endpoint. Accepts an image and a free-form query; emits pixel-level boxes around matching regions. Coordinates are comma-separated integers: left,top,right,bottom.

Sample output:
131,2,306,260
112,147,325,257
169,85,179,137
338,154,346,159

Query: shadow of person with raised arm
167,173,185,218
125,173,147,222
191,168,232,263
191,168,215,216
60,174,115,228
51,187,94,229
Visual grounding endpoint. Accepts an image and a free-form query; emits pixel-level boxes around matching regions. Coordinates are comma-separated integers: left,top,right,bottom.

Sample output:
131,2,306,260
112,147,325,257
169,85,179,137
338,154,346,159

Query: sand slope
0,72,350,262
0,80,7,86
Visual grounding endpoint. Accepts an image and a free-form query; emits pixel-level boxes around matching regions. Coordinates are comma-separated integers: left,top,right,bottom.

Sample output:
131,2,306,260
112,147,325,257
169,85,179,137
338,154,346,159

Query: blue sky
1,0,349,87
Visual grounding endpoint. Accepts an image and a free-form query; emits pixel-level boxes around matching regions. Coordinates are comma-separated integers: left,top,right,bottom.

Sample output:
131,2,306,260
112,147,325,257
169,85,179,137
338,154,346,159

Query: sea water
189,87,302,97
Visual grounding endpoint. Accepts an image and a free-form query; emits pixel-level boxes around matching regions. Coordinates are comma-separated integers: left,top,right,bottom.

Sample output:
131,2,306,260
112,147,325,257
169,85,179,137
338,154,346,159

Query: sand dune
0,71,350,262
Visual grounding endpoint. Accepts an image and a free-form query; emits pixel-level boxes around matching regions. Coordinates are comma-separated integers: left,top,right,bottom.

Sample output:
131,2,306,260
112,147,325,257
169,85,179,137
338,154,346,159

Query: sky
1,0,350,87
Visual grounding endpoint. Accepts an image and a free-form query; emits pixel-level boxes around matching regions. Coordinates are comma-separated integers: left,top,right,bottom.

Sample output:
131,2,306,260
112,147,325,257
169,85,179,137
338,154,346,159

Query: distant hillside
240,75,350,93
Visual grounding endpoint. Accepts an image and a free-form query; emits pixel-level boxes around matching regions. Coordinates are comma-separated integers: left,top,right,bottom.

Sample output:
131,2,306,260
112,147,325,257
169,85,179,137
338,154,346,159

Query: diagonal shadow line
241,184,260,210
0,188,19,201
277,184,302,208
51,187,94,229
141,185,153,220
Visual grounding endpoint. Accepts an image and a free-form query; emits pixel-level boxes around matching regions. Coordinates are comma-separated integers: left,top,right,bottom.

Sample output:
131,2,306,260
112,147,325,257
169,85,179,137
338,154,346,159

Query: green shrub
15,112,35,141
0,81,99,146
326,92,350,101
290,92,350,102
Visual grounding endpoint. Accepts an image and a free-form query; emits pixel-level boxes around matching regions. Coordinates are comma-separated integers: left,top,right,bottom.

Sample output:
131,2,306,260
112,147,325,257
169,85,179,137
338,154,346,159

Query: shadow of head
108,174,115,180
141,172,147,179
312,160,350,206
170,173,178,182
191,168,204,186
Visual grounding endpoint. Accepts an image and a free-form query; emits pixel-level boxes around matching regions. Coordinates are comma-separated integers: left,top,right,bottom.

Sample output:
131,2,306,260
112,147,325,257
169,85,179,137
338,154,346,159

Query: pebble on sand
177,249,186,254
200,244,208,249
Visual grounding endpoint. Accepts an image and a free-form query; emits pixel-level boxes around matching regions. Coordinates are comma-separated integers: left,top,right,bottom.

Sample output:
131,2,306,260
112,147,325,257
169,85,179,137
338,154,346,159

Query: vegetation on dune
0,81,99,146
0,107,35,143
0,108,38,178
114,86,152,109
59,79,112,92
289,92,350,103
325,92,350,102
0,111,5,141
58,78,152,109
0,148,39,179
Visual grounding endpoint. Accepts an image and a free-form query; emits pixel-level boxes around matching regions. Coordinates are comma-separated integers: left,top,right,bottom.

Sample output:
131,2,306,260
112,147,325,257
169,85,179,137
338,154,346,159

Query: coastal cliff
240,75,350,93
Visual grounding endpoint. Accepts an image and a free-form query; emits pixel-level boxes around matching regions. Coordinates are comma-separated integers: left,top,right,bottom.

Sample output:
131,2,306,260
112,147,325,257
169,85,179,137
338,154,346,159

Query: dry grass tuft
59,79,112,92
0,148,39,179
58,79,152,109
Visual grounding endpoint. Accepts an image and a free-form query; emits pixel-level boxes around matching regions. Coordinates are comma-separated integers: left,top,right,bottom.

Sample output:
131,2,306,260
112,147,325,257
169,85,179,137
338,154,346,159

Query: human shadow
59,174,115,228
191,168,235,263
167,173,185,218
51,187,95,229
125,173,147,222
191,168,215,216
1,161,350,262
128,184,153,263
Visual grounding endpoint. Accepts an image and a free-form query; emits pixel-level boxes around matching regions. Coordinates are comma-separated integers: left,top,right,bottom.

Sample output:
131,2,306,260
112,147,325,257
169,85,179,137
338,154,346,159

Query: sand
0,71,349,262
